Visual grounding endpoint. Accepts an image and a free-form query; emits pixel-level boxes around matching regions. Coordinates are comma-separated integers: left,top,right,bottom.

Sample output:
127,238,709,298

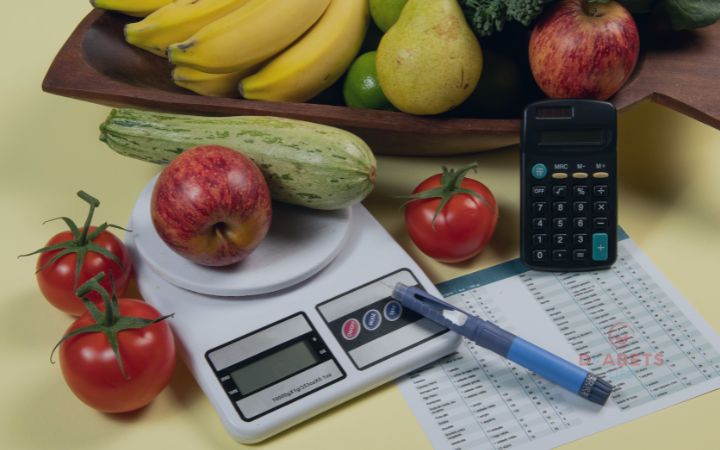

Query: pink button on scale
342,318,361,340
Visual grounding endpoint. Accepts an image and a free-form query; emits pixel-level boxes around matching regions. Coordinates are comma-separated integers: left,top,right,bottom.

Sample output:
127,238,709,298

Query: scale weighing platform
126,178,460,443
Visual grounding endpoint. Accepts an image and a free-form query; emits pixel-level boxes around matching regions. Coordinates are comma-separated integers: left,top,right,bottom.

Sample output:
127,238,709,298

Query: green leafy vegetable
460,0,719,36
459,0,553,36
661,0,720,29
589,0,720,29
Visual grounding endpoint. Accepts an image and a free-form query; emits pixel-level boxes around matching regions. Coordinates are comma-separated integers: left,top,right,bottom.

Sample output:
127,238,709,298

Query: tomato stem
51,272,174,379
77,191,100,246
18,191,130,291
403,162,491,229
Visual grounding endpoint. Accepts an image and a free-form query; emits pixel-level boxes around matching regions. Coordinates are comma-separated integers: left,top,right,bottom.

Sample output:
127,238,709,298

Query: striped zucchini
99,109,376,210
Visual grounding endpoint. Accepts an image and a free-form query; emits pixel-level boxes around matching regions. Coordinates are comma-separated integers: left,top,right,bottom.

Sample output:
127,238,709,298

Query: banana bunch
96,0,368,102
125,0,254,57
172,66,256,98
241,0,369,103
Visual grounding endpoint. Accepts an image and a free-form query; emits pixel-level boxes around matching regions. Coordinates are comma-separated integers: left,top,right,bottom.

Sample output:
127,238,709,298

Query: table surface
1,3,719,449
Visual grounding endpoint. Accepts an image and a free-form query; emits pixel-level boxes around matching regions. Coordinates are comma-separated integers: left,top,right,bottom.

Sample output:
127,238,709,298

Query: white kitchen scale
125,177,460,443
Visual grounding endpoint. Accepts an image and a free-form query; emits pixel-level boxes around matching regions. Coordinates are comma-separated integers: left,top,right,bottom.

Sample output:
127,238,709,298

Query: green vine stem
18,191,129,290
404,163,491,229
50,273,173,379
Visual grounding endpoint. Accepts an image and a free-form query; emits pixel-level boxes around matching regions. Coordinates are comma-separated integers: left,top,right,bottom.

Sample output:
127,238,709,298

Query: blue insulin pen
392,283,613,406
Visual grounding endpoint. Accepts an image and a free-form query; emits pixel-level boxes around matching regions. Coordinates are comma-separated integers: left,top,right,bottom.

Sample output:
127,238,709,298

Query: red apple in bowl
529,0,640,100
151,146,272,267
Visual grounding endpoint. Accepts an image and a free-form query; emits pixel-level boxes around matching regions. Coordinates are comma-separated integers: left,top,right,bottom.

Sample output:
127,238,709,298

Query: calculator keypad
523,163,615,270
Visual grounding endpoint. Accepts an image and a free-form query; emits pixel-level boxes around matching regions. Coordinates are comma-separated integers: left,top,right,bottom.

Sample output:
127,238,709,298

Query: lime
369,0,408,32
343,51,394,110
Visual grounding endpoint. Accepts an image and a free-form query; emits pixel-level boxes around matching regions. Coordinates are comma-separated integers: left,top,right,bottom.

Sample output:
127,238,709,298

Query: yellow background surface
1,2,719,449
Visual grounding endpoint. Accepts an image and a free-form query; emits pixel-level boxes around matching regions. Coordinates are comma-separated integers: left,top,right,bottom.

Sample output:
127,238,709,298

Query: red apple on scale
529,0,640,100
151,146,272,267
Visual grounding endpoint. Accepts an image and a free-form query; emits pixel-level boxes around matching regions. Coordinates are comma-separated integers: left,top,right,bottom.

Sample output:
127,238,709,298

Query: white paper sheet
397,233,720,450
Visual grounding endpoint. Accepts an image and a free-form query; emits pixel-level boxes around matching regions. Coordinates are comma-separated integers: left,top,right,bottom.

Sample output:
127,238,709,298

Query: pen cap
392,283,411,303
582,374,613,406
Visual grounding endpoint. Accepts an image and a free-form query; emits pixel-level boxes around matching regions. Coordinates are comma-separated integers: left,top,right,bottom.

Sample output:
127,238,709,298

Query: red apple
151,146,272,267
529,0,640,100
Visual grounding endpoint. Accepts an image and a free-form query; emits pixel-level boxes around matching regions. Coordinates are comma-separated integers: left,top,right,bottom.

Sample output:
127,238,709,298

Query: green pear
376,0,483,115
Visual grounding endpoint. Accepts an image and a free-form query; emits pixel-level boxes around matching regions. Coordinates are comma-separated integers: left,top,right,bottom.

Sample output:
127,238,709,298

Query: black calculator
520,100,617,271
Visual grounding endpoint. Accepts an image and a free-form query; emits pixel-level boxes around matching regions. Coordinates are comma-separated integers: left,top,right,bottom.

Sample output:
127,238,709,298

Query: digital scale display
230,341,320,396
206,313,345,422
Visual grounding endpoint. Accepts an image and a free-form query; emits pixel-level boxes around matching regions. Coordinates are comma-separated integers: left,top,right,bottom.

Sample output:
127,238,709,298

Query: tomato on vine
53,273,176,413
19,191,132,316
404,163,498,263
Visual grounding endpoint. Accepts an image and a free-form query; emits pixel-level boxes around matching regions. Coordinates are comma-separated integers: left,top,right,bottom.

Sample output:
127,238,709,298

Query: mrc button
362,309,382,331
341,318,361,340
384,300,403,321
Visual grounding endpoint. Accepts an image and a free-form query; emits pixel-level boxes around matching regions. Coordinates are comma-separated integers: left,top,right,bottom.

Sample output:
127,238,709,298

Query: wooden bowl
43,9,720,156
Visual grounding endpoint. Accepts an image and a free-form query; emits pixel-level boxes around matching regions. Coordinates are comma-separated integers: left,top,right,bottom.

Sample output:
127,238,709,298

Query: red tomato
405,165,498,263
37,226,132,316
59,298,176,413
22,191,133,316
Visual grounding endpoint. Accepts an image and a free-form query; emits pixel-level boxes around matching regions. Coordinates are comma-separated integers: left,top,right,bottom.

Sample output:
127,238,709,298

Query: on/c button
341,318,361,340
531,163,548,179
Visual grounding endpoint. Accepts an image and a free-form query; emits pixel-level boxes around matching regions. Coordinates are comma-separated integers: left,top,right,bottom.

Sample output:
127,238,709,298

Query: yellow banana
173,66,257,97
125,0,252,57
240,0,368,103
91,0,173,17
168,0,331,74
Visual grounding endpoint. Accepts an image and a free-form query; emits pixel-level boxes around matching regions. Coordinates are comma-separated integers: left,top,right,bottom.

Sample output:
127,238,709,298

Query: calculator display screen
230,340,319,395
538,129,604,146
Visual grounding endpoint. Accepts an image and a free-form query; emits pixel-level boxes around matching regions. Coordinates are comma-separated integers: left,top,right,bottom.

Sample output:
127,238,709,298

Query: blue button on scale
384,301,402,321
363,309,382,331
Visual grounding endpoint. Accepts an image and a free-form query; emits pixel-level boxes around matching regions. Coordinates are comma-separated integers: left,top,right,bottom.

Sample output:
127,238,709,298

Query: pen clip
393,283,472,331
414,291,462,312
